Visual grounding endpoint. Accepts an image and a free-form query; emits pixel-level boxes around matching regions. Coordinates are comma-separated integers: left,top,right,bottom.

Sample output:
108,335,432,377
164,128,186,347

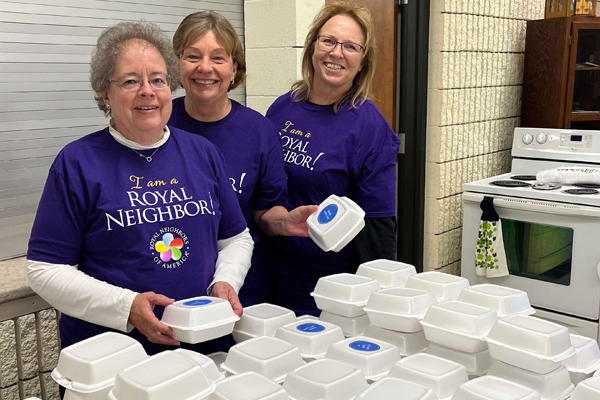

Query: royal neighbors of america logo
149,227,190,269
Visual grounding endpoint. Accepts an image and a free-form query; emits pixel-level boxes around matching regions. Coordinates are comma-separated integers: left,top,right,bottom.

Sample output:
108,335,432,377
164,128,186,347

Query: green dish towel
476,197,509,278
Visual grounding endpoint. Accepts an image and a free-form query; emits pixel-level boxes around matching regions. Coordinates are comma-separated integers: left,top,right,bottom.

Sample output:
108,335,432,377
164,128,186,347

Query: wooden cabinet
522,16,600,129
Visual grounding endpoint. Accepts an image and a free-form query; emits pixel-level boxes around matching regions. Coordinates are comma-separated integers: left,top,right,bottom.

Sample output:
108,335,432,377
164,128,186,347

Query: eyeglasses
316,36,364,54
110,74,171,92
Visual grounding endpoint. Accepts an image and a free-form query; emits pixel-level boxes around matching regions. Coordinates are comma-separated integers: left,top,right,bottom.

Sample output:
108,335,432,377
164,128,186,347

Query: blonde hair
291,1,376,112
173,11,246,90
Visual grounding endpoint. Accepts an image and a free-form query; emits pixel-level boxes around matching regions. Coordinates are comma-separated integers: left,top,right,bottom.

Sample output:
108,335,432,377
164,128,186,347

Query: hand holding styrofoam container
420,301,497,353
485,315,576,374
356,260,417,288
161,296,239,344
364,287,437,332
457,284,535,318
311,273,380,318
405,272,470,302
562,333,600,385
307,195,365,252
451,376,541,400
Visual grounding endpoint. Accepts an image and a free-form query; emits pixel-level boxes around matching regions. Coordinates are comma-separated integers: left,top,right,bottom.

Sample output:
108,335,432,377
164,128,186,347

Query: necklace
131,147,159,163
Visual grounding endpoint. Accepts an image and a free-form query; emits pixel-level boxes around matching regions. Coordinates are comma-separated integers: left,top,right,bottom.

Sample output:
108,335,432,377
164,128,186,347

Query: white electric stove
461,127,600,340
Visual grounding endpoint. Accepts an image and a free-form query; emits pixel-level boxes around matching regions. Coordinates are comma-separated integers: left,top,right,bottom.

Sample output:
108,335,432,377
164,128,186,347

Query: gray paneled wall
0,0,246,260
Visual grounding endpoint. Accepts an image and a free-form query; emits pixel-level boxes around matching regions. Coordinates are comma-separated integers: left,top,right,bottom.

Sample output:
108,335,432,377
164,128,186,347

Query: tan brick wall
0,308,59,400
425,0,546,273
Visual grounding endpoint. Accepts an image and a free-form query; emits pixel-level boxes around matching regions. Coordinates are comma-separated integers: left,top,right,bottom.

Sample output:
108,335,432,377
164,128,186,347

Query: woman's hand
254,205,319,237
211,281,243,316
128,292,180,346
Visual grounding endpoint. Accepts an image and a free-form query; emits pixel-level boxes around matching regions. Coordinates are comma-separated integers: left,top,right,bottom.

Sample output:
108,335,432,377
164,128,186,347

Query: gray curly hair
90,21,180,116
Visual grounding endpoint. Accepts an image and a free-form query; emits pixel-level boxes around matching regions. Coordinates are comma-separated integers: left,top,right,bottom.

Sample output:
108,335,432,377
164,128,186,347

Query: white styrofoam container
563,334,600,384
232,303,296,343
488,360,574,400
486,315,576,374
355,376,437,400
296,315,319,322
355,259,417,288
420,301,497,353
570,376,600,400
207,352,228,374
275,320,345,359
52,332,147,393
363,325,429,356
388,353,468,400
364,288,436,332
404,272,470,302
311,274,380,318
307,195,365,252
319,311,369,337
64,387,111,400
174,349,226,382
324,336,401,381
457,284,535,318
107,351,215,400
221,336,304,383
451,376,541,400
426,343,492,377
283,358,368,400
161,296,239,344
209,371,289,400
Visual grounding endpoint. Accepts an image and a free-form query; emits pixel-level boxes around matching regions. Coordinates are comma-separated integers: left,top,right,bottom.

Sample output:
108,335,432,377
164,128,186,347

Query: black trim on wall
397,0,430,272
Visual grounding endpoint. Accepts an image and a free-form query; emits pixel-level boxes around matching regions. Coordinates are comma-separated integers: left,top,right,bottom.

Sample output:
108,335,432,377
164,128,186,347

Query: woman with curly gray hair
26,21,253,365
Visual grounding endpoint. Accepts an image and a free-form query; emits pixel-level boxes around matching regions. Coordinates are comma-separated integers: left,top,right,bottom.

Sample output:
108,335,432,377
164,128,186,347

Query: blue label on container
349,340,380,352
183,299,213,307
318,204,338,224
296,323,326,333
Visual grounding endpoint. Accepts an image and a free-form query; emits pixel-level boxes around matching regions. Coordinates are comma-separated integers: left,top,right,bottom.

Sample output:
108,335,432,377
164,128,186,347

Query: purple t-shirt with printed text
266,94,400,315
169,97,287,306
27,126,247,354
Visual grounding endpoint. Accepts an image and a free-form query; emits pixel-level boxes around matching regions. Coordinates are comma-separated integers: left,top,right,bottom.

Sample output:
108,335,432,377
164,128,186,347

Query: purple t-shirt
266,94,400,315
27,126,247,354
169,97,287,306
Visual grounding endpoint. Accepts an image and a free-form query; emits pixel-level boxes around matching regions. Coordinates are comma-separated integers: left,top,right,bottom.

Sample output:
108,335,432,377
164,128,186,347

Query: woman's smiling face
179,30,237,106
311,14,365,95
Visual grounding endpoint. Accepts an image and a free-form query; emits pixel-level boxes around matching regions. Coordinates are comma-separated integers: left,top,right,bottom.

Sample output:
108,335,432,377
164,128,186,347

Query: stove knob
522,133,534,145
536,132,548,144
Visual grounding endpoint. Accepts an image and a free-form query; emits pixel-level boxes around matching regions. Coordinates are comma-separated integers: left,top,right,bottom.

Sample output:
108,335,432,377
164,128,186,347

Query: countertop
0,256,34,305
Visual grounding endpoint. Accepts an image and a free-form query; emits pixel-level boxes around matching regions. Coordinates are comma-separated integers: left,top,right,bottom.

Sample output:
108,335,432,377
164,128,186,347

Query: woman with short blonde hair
266,2,400,315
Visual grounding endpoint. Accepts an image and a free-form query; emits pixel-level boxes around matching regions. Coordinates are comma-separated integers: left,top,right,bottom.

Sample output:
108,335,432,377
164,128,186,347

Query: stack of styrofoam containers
311,273,380,337
275,319,345,361
451,376,541,400
232,303,296,343
363,287,435,356
108,350,216,400
427,284,535,378
486,315,576,400
562,334,600,385
357,260,432,356
389,353,469,400
570,376,600,400
52,332,148,400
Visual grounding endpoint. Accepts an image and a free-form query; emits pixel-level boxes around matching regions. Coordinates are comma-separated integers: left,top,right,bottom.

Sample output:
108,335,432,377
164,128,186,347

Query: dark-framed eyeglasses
315,35,364,54
110,74,171,92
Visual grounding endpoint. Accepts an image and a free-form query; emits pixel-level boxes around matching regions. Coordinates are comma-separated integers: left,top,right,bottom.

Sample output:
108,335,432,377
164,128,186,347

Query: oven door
462,192,600,320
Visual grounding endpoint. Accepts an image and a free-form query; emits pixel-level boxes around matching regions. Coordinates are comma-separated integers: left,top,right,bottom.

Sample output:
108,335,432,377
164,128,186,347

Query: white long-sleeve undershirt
26,125,253,332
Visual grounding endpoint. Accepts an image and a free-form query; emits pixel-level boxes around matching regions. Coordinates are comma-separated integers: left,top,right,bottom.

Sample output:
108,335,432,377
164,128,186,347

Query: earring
231,79,235,86
106,104,110,110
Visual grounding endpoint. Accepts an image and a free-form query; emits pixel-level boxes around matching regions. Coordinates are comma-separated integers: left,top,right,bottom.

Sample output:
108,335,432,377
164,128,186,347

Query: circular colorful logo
349,340,380,352
155,233,184,262
318,204,338,224
183,299,213,307
296,323,326,333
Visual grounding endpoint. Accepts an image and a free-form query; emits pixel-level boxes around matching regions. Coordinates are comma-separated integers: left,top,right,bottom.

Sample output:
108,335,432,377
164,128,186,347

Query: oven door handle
463,192,600,218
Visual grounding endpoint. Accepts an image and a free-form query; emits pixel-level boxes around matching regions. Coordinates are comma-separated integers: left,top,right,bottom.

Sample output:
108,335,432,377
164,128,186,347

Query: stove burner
532,183,562,191
573,183,600,189
490,180,532,188
510,175,537,181
563,189,600,195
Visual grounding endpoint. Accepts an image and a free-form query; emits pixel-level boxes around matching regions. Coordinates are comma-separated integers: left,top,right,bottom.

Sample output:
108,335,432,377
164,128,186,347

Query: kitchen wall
423,0,547,274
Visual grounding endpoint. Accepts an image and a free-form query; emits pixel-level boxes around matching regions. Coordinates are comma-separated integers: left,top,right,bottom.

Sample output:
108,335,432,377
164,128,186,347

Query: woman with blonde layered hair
265,2,400,316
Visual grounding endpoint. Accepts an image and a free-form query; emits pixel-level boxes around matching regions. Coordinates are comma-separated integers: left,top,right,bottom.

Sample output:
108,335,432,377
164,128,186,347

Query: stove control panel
560,133,593,148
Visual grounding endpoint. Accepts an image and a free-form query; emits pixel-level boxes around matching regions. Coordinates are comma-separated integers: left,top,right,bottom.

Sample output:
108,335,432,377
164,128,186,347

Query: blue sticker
349,340,381,352
296,323,326,333
183,299,213,307
318,204,338,224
